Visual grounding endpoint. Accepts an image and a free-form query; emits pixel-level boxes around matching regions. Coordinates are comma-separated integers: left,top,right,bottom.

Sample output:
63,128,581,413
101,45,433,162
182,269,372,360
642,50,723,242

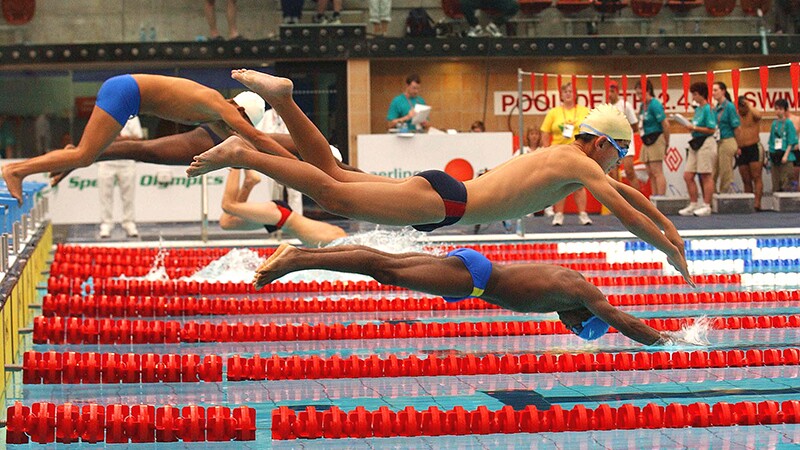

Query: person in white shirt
98,117,142,238
608,80,640,190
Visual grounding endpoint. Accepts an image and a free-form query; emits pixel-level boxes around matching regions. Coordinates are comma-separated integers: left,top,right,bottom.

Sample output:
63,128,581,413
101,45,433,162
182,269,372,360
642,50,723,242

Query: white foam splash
280,227,439,283
662,316,712,346
123,228,438,284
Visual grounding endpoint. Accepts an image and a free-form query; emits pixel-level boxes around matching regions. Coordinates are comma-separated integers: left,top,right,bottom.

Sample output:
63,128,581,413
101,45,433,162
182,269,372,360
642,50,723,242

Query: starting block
772,192,800,212
650,195,690,215
712,193,755,214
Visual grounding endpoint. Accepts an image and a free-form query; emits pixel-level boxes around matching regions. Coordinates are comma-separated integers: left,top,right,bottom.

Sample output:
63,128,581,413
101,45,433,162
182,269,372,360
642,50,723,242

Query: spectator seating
631,0,663,17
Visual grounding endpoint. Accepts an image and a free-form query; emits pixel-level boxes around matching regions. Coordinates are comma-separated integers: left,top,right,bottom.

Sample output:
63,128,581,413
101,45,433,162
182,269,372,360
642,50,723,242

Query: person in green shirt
768,98,798,192
386,74,429,132
712,82,741,194
636,79,670,196
677,82,718,217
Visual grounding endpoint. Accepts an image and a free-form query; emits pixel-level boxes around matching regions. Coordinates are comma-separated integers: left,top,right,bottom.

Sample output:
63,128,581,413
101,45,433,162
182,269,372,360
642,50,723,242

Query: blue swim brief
95,74,141,126
443,248,493,302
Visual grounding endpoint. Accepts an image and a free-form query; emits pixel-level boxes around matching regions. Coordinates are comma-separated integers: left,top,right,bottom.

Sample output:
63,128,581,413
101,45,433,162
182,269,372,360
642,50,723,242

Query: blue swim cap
574,316,610,341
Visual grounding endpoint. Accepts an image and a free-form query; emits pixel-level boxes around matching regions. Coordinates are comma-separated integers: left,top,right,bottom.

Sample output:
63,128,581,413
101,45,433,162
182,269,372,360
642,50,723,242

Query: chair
442,0,465,19
631,0,664,17
556,0,594,15
519,0,553,15
704,0,736,16
594,0,629,15
666,0,703,14
741,0,771,16
2,0,36,25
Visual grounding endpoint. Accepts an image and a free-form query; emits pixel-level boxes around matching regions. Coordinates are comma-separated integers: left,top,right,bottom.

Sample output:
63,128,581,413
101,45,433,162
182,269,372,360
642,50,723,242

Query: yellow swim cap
579,104,632,142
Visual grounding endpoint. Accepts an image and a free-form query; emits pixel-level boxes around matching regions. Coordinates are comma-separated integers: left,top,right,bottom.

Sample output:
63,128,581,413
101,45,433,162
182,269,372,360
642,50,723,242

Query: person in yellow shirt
540,82,591,226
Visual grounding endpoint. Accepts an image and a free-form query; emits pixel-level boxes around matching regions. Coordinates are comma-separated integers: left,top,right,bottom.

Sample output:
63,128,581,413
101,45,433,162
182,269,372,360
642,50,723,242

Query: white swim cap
233,91,266,126
579,104,632,142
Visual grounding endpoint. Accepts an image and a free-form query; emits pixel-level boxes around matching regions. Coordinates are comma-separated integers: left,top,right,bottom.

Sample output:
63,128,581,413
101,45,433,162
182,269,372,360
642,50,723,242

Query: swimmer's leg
254,244,473,296
232,69,392,183
219,169,269,231
189,136,444,225
3,106,121,202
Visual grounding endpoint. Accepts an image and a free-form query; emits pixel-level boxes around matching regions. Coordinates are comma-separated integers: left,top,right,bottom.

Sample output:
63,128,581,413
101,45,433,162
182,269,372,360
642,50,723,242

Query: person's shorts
95,74,141,126
640,133,666,163
685,136,717,174
442,248,493,302
411,170,467,232
735,143,762,167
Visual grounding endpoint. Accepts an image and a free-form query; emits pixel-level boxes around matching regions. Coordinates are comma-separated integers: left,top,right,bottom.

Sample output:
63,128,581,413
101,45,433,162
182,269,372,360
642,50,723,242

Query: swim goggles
580,123,629,161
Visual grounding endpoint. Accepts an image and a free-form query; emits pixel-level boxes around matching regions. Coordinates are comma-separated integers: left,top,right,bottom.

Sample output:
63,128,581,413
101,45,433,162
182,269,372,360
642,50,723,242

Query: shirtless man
254,243,681,345
1,74,296,204
188,70,692,284
220,169,346,246
734,96,764,210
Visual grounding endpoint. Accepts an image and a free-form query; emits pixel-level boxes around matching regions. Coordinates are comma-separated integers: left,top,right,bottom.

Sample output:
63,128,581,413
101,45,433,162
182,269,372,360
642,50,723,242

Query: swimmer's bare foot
253,243,299,289
242,169,261,190
1,164,24,204
187,136,246,178
231,69,293,107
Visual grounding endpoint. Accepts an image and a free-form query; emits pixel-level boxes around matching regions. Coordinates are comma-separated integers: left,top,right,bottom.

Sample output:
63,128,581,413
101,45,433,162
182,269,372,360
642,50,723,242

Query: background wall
369,55,799,135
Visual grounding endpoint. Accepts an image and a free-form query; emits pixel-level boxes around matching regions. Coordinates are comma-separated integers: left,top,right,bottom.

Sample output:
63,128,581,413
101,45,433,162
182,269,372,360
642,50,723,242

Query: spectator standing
767,98,798,192
0,115,16,159
734,96,764,210
204,0,242,40
635,79,669,196
540,82,591,226
314,0,343,24
386,74,429,131
369,0,391,36
677,82,718,217
460,0,520,37
98,117,142,238
775,0,800,34
281,0,305,24
712,82,741,193
34,112,52,155
521,126,541,153
608,80,640,190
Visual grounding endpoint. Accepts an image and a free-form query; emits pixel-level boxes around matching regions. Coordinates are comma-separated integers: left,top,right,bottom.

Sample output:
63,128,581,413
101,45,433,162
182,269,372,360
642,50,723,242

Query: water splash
185,248,263,283
662,316,712,347
280,227,440,283
124,228,439,284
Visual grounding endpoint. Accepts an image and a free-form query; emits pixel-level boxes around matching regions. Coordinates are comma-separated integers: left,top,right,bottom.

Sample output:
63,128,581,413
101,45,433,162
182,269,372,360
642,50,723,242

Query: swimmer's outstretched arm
582,292,664,345
607,176,689,267
580,164,692,285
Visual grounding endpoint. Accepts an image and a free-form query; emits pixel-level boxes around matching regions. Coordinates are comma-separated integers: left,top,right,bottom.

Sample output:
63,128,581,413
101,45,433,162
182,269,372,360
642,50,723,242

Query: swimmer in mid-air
48,125,357,186
2,74,297,204
220,169,346,246
254,243,682,345
187,70,691,285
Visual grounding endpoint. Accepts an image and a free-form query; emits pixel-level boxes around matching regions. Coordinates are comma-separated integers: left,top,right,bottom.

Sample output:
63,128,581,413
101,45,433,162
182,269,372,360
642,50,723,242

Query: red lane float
19,347,800,384
6,402,256,444
45,273,739,296
32,314,797,345
20,351,221,384
41,290,800,318
272,400,800,439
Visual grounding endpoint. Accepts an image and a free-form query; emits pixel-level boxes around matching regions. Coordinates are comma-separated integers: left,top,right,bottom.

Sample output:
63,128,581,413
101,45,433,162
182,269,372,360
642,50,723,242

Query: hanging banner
494,87,799,115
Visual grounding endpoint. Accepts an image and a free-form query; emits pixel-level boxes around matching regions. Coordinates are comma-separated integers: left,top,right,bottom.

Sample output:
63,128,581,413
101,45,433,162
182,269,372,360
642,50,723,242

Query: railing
0,183,52,398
